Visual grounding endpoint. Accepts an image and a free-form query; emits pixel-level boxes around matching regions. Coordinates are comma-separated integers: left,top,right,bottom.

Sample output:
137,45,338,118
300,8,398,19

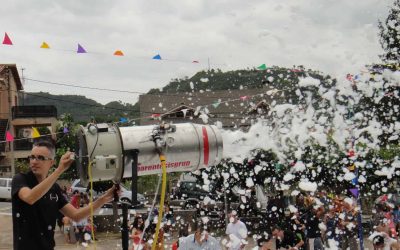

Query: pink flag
240,96,248,101
2,32,13,45
6,131,14,142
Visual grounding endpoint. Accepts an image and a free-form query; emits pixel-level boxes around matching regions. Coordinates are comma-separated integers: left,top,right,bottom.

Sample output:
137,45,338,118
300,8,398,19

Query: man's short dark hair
192,221,207,232
271,225,282,232
33,140,56,158
373,235,384,246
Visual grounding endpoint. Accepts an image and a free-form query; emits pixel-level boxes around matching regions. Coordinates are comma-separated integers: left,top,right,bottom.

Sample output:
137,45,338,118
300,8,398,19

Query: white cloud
0,0,393,104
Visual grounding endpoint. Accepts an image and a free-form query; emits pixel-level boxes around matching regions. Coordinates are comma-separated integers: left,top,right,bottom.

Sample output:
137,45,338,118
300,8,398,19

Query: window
0,179,7,187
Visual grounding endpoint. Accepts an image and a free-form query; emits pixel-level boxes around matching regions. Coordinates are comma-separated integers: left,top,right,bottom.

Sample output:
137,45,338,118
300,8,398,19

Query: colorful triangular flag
40,42,50,49
257,64,267,70
192,60,199,63
114,50,124,56
6,131,14,142
32,127,41,138
152,54,162,60
240,96,248,101
77,44,87,53
2,32,13,45
348,163,355,171
119,117,128,123
63,127,69,133
349,188,359,198
212,102,220,108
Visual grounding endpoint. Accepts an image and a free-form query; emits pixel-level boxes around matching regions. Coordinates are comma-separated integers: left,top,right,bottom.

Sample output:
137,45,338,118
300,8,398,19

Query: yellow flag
32,127,41,138
40,42,50,49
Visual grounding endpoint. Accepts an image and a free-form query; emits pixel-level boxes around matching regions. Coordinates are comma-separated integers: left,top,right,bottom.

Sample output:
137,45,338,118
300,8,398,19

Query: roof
0,64,23,90
139,87,278,128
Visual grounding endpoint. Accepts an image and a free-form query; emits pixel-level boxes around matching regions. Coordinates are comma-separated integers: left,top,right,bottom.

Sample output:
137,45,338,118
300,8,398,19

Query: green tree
378,0,400,63
55,113,78,180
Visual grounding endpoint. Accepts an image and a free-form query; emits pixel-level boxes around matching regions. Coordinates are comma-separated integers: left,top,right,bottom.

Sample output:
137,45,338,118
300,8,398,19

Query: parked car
0,178,12,201
70,179,147,207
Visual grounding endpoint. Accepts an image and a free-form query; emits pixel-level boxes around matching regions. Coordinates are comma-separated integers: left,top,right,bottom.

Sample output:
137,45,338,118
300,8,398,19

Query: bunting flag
6,131,14,142
119,117,128,123
212,102,220,108
40,42,50,49
192,60,199,63
240,96,248,101
151,113,161,118
114,50,124,56
152,54,162,60
349,188,359,198
351,177,358,186
77,44,87,53
32,127,41,138
257,64,267,70
2,32,13,45
63,127,69,133
348,149,355,157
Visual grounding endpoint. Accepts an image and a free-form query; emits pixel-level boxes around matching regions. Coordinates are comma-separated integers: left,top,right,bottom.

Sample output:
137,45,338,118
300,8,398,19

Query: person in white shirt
179,222,221,250
368,232,400,250
225,211,248,250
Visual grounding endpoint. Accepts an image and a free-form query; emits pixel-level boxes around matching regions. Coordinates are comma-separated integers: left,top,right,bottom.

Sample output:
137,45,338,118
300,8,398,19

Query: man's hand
100,185,121,204
57,151,75,172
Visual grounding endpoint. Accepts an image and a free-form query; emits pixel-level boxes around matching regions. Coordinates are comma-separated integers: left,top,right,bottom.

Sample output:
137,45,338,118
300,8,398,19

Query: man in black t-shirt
271,225,304,250
12,140,117,250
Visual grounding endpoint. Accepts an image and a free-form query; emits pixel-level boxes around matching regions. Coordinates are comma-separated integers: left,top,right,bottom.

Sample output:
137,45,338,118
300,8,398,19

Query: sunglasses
28,155,53,161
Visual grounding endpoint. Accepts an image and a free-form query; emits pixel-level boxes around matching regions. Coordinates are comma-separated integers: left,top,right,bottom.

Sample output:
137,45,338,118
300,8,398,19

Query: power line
23,77,268,98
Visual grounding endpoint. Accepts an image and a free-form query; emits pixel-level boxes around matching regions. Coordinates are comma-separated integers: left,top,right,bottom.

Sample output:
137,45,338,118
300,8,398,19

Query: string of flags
2,32,201,63
3,126,69,143
3,32,284,68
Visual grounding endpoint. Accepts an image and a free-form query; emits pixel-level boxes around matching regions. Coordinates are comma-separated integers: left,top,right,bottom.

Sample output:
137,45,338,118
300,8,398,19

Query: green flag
257,64,267,70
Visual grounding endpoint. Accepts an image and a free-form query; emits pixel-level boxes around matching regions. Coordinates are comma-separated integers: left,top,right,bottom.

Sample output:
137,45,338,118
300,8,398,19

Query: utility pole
20,67,25,106
5,66,15,176
207,57,211,71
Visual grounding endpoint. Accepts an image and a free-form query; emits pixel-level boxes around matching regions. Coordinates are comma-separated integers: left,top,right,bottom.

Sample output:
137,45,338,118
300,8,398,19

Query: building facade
0,64,58,177
139,87,275,129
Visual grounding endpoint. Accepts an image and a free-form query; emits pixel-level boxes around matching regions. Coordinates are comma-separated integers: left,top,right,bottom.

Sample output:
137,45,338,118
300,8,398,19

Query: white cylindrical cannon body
76,123,223,185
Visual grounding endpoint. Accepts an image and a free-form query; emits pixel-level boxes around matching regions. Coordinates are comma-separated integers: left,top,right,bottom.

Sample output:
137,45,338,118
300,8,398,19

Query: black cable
24,77,265,98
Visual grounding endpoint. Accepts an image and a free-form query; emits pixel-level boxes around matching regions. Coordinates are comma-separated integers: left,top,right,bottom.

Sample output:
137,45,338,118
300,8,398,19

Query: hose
151,154,167,250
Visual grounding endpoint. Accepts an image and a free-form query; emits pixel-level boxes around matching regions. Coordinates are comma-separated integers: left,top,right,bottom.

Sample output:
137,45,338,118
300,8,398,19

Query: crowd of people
56,189,97,247
122,190,400,250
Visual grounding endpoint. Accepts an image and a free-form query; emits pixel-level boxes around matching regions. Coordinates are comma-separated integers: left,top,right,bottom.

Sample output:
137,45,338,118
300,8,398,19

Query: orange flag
114,50,124,56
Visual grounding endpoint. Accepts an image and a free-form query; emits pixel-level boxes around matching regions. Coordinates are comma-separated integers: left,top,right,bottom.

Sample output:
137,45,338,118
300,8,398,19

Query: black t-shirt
11,171,68,250
306,214,321,238
276,230,302,249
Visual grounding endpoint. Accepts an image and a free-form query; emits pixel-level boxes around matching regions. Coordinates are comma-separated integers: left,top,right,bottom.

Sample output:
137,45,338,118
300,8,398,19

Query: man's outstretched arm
60,186,117,222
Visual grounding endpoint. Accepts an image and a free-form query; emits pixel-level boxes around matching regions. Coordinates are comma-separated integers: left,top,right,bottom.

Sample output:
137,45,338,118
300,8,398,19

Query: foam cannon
75,122,223,249
75,122,223,186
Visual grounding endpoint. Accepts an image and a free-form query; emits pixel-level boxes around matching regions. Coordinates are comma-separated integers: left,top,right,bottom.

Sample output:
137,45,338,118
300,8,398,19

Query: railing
12,105,57,119
14,140,33,151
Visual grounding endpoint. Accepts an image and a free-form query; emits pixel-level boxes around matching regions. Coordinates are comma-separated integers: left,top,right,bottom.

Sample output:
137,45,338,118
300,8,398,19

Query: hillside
23,66,332,122
23,92,139,123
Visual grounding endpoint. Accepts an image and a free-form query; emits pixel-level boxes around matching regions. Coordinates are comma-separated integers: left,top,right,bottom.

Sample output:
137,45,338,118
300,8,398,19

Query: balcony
14,140,33,151
12,105,57,119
